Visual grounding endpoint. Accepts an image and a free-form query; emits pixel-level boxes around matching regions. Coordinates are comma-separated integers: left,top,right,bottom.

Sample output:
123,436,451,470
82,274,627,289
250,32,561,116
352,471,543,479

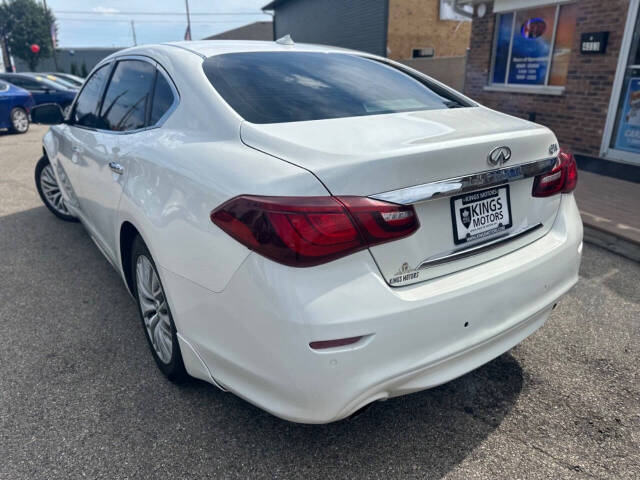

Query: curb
582,224,640,262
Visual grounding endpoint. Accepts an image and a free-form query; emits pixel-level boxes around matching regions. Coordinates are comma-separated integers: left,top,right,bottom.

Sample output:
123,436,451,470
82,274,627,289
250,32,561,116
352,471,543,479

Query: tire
131,235,188,382
9,107,29,134
34,156,78,222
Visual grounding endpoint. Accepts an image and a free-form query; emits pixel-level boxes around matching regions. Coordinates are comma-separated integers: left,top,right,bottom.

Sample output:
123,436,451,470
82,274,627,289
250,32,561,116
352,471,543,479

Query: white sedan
31,40,583,424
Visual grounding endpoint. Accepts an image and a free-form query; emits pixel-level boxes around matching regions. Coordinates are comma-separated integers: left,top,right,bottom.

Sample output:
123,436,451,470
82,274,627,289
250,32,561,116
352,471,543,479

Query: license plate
450,185,513,245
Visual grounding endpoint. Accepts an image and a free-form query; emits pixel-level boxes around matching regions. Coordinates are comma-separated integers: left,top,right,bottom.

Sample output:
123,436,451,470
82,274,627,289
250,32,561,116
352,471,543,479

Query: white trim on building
600,0,640,165
493,0,573,13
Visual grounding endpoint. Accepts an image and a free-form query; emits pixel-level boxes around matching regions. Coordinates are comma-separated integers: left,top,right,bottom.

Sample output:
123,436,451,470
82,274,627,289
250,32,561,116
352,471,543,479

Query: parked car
23,72,79,90
30,42,583,424
44,72,84,88
0,73,77,112
0,79,34,133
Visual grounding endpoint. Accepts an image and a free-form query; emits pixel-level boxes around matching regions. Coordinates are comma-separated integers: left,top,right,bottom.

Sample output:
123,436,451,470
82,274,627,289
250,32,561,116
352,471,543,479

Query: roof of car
116,40,359,60
0,72,67,88
0,73,44,79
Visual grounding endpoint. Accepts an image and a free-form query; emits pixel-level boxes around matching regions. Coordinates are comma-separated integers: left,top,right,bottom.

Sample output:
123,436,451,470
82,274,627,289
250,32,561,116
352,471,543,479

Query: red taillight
532,148,578,197
210,195,419,267
338,196,419,243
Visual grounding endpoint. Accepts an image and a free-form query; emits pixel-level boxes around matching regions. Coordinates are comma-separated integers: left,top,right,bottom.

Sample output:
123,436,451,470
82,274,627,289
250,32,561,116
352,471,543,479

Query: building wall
273,0,388,56
205,21,273,41
465,0,630,158
14,48,121,74
401,56,467,90
387,0,471,60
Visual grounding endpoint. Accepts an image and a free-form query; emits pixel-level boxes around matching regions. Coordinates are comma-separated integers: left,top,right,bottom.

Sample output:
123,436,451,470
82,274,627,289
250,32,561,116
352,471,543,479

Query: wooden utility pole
131,20,137,46
1,0,13,71
0,37,12,72
42,0,59,70
184,0,192,40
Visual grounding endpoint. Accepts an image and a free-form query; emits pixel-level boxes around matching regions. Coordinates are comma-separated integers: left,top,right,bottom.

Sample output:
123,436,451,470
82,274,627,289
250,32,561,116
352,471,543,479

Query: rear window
0,80,8,92
202,52,467,124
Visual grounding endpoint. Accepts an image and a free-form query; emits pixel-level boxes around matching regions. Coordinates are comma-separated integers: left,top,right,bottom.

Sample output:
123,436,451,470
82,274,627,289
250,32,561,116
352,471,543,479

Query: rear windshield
202,52,467,124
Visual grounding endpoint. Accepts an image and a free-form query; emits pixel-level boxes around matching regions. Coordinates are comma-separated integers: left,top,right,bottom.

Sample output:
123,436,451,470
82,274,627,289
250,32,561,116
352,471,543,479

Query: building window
490,3,577,87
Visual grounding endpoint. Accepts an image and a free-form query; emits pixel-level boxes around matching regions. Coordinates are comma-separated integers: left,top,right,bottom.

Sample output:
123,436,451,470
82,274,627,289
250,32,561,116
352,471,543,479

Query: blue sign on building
614,77,640,154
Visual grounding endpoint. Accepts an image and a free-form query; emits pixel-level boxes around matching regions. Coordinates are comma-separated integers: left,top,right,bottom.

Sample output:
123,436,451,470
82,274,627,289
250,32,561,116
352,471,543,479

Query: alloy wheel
136,255,173,364
11,109,29,133
39,164,71,216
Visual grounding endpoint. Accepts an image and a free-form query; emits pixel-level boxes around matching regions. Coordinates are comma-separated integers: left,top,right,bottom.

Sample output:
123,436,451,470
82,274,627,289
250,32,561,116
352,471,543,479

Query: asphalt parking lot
1,125,639,479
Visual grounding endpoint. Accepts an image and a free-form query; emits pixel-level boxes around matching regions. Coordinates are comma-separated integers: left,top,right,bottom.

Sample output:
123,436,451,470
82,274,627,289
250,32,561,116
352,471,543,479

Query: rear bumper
161,194,583,423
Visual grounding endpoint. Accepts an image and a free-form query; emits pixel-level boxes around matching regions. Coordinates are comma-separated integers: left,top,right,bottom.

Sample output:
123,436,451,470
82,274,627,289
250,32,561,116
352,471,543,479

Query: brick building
263,0,471,60
460,0,640,178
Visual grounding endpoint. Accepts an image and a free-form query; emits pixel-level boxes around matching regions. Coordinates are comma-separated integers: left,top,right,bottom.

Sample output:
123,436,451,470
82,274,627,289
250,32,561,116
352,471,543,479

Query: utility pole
184,0,192,40
0,38,11,72
1,0,13,71
42,0,59,70
131,20,137,46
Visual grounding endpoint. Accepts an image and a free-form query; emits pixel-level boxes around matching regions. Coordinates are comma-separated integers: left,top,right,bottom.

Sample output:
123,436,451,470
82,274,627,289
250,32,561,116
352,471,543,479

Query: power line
53,10,267,16
56,18,251,24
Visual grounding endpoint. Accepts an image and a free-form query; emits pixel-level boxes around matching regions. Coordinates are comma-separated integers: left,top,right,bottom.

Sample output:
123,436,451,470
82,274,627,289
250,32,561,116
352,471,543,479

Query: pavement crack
515,437,607,479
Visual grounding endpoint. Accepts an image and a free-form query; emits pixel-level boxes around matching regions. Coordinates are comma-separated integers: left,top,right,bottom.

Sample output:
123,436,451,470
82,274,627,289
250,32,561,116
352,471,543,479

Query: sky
47,0,272,48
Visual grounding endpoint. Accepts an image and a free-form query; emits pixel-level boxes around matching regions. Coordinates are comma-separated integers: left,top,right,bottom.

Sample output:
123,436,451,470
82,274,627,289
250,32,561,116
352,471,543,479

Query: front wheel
34,156,77,222
131,236,188,382
9,107,29,134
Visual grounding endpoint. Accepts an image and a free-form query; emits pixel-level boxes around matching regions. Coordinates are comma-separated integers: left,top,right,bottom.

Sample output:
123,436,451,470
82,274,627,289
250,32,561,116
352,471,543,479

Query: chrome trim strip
417,223,543,269
370,157,557,205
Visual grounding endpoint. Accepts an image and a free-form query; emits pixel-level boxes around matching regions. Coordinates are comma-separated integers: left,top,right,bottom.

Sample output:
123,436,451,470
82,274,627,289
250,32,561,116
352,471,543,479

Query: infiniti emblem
488,146,512,166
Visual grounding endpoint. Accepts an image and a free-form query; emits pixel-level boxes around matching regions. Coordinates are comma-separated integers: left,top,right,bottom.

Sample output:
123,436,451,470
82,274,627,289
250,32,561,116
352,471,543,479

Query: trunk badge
389,262,420,286
488,146,512,166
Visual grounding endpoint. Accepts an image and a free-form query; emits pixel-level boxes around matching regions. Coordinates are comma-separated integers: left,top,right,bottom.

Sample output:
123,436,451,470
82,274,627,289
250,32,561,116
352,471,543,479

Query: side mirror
31,103,65,125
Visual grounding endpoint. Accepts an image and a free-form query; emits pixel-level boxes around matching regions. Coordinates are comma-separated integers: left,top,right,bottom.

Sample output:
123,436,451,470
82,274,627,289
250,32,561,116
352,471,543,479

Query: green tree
0,0,56,71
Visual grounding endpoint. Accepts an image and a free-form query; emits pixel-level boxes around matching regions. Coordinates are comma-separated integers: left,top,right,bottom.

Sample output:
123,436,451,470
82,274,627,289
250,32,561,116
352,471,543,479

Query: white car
31,40,583,424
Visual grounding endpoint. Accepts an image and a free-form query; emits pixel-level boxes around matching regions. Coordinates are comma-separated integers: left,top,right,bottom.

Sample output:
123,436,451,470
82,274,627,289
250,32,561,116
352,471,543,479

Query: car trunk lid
240,107,561,285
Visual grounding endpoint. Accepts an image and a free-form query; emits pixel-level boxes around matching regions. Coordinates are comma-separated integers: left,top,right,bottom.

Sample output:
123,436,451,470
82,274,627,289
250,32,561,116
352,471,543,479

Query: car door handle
109,162,124,175
72,145,82,153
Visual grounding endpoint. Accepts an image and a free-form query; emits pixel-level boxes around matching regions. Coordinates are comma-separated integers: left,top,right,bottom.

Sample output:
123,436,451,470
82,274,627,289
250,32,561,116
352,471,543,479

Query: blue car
0,79,34,134
0,73,77,111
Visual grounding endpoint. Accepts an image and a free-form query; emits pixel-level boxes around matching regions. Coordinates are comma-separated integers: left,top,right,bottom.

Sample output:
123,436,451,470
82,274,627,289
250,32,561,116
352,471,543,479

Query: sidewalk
574,170,640,261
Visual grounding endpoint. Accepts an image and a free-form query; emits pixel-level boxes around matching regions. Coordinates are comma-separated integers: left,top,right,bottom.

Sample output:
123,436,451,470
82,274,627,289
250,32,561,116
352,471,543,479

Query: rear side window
74,65,110,128
0,80,8,92
100,60,155,132
202,52,467,124
149,73,174,125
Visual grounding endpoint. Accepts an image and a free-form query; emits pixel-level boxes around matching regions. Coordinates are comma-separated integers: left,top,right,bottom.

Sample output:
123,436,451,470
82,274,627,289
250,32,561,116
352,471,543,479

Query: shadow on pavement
0,206,524,478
